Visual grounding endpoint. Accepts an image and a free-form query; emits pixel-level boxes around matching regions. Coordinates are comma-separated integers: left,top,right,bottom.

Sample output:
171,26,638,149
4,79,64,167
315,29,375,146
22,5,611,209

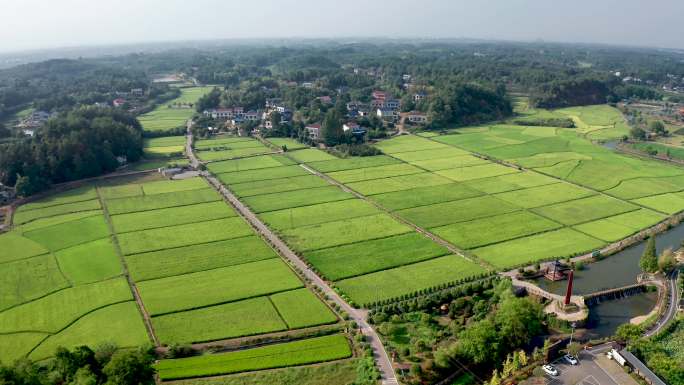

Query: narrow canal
534,221,684,336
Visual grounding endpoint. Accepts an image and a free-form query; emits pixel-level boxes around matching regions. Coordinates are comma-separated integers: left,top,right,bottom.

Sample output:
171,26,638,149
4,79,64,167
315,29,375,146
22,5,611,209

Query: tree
630,126,647,140
102,348,155,385
0,122,10,138
565,342,582,358
657,248,676,273
615,323,643,343
455,319,500,364
494,295,543,349
321,109,343,146
650,120,666,135
640,236,658,273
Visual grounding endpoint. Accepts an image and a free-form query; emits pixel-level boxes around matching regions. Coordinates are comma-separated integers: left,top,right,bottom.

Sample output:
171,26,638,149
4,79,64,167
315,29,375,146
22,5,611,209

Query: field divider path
190,134,399,385
95,187,160,347
297,163,489,268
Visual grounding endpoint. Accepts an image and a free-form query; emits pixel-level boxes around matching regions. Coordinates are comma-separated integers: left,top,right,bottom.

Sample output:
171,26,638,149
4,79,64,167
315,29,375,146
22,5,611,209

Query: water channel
533,221,684,336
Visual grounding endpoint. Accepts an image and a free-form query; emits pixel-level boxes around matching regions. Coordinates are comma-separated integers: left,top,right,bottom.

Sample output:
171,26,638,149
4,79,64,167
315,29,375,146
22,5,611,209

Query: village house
407,111,428,124
414,91,427,102
383,99,401,110
372,90,388,101
317,96,332,104
305,123,321,140
265,98,282,108
377,107,398,122
130,88,144,97
370,99,385,109
112,98,126,107
301,82,314,88
203,107,245,120
402,74,411,82
343,122,366,135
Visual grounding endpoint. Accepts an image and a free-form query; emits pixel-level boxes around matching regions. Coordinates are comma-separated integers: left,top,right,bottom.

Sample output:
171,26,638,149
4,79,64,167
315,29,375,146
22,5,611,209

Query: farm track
188,132,399,385
96,187,160,347
644,269,680,337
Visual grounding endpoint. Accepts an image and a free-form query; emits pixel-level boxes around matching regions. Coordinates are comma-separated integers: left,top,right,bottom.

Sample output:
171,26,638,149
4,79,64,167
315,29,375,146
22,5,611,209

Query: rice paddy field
138,87,214,131
209,149,488,306
195,135,274,162
1,173,338,362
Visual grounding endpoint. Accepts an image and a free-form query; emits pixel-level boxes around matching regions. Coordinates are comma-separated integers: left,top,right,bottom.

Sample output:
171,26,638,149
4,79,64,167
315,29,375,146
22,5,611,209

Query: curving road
186,129,399,385
644,269,680,337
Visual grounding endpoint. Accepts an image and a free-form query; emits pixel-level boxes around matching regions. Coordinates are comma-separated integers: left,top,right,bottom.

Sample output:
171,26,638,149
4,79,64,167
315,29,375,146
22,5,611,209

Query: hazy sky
2,0,683,52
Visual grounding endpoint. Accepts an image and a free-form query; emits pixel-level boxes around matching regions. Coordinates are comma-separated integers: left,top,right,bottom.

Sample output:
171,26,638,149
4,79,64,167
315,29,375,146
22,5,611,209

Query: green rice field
139,87,214,131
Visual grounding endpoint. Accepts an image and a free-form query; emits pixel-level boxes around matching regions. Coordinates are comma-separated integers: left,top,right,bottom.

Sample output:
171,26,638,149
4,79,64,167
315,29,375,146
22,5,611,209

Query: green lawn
137,259,302,315
281,214,412,251
304,233,450,280
125,236,277,281
155,334,351,380
336,256,487,306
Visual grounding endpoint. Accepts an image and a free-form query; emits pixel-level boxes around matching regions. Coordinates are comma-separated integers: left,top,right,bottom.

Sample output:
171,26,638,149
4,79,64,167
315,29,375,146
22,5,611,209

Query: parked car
564,354,579,365
542,364,559,376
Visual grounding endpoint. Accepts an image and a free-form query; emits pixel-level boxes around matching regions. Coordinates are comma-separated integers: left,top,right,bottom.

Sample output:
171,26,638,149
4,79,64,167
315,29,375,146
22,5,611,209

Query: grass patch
155,334,351,380
432,211,562,249
126,236,277,281
117,217,253,255
269,288,337,329
137,259,302,315
281,214,412,251
152,297,288,344
336,256,487,305
304,233,450,280
472,228,604,268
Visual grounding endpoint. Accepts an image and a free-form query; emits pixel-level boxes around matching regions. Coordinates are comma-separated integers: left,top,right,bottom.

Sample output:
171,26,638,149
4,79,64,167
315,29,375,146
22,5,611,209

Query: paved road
187,133,399,385
644,269,680,337
546,351,624,385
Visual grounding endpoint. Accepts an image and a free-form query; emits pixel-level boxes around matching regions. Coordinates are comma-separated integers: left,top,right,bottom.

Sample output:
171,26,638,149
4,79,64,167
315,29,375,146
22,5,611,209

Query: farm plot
197,145,273,162
195,137,265,150
633,192,684,214
143,136,185,157
230,175,329,197
137,258,302,315
434,162,519,182
260,199,380,230
266,137,309,150
23,214,110,251
463,170,558,194
431,211,562,249
269,288,338,329
243,186,353,213
573,209,666,242
308,155,400,172
0,254,70,311
207,154,295,174
336,256,487,306
117,217,253,255
0,232,48,263
374,135,450,154
346,172,452,195
110,201,235,233
370,183,483,211
142,177,209,195
395,195,520,229
105,188,220,215
126,236,277,281
472,228,604,269
16,186,97,211
605,174,684,200
389,147,470,162
493,182,596,208
16,210,100,232
55,239,122,284
139,86,213,131
410,155,490,171
326,163,423,183
304,233,450,280
29,302,149,361
152,297,288,344
217,165,309,184
281,214,412,251
286,148,338,163
155,334,351,380
531,194,639,225
13,199,101,225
